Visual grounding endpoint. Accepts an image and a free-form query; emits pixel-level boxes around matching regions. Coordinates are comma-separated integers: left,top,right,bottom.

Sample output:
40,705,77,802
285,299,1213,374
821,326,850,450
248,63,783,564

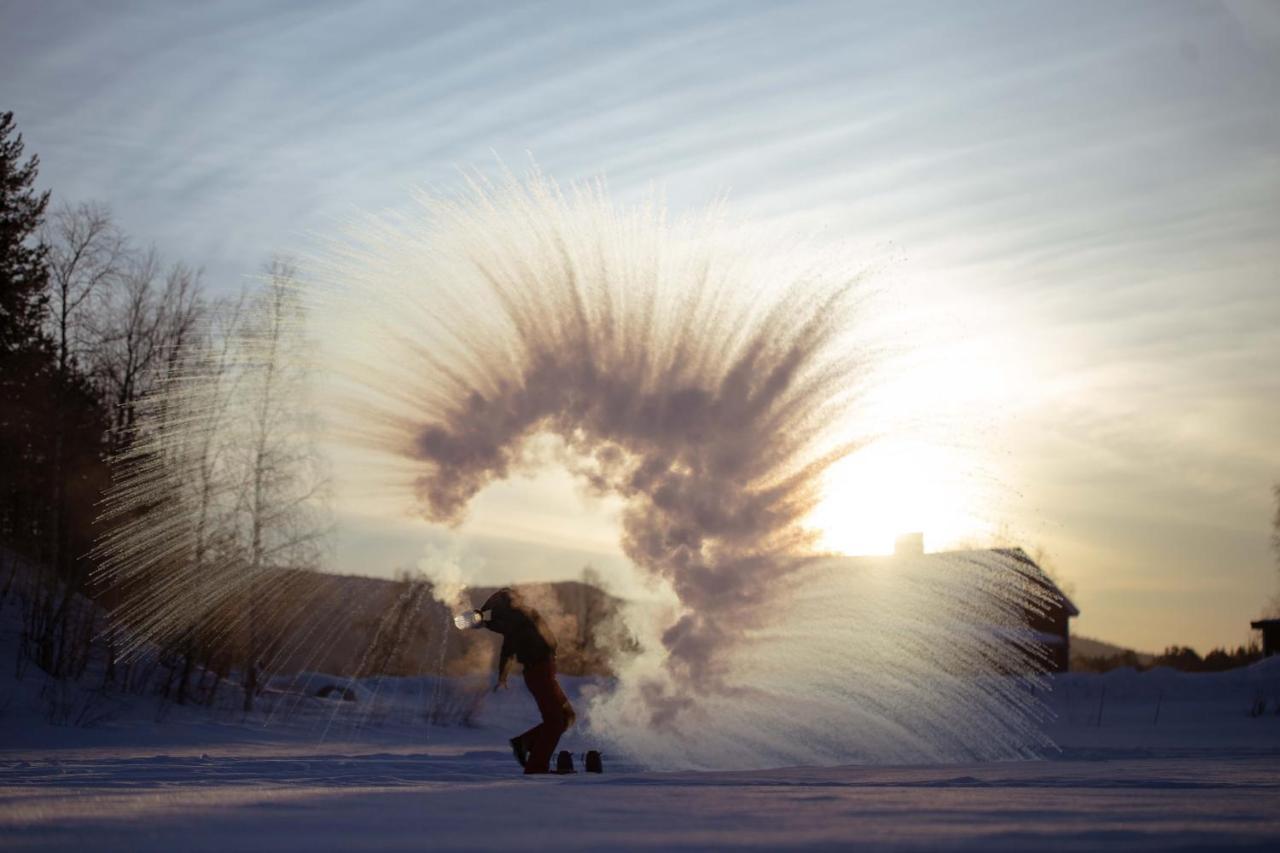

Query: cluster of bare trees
4,114,329,718
96,261,329,712
45,201,205,448
10,194,209,684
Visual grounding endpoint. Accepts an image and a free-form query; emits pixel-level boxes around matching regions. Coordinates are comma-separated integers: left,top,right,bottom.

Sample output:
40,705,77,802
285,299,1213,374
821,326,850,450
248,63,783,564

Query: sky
2,0,1278,653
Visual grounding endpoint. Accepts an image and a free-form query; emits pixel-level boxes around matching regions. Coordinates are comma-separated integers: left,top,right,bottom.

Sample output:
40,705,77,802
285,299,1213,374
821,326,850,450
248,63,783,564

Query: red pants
519,657,574,774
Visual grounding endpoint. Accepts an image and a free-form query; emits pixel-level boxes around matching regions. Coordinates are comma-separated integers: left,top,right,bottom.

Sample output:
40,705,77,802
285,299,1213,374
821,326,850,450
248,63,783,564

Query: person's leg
521,658,574,773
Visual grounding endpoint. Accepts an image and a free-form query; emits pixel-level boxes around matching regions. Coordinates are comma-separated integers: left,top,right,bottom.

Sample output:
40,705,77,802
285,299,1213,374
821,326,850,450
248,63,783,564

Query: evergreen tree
0,110,55,551
0,111,51,356
0,112,109,678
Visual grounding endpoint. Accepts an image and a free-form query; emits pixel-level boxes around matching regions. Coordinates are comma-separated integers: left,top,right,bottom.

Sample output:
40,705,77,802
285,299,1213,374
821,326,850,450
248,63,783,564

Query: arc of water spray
93,165,1054,769
313,167,1054,767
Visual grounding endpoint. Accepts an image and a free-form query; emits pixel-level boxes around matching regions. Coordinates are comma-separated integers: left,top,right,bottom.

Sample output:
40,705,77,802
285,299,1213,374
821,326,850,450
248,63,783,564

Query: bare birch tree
44,201,128,377
226,259,327,711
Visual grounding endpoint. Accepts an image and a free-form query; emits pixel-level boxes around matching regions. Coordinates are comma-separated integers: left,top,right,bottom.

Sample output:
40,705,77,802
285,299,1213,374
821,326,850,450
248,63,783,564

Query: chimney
894,532,924,557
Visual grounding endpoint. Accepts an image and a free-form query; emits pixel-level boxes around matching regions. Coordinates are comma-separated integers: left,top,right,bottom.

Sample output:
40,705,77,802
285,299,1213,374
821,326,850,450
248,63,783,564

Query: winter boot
510,736,530,768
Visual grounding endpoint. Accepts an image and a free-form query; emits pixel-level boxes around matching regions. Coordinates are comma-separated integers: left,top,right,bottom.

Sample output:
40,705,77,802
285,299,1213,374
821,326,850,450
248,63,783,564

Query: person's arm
496,633,515,690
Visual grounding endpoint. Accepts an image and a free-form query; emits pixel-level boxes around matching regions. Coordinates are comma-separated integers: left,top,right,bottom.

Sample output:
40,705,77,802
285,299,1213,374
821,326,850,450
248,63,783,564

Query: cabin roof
986,547,1080,618
851,545,1080,618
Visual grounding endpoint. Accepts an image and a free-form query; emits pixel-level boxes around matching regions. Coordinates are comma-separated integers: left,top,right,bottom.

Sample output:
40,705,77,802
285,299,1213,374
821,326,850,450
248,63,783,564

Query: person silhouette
463,587,575,774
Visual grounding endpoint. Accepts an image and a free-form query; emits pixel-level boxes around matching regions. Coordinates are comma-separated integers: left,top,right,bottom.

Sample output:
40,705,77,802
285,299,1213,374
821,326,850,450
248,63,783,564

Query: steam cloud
320,172,864,700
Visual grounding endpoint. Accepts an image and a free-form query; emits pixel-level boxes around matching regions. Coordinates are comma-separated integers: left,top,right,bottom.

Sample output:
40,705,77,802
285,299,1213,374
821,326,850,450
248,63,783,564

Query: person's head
482,587,519,615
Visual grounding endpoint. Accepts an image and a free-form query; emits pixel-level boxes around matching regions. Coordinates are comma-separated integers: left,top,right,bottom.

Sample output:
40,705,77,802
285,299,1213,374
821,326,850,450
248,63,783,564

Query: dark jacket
480,588,557,681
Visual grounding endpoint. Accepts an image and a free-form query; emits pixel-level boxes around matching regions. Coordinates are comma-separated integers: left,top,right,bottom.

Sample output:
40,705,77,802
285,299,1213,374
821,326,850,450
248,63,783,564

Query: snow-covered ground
3,659,1280,851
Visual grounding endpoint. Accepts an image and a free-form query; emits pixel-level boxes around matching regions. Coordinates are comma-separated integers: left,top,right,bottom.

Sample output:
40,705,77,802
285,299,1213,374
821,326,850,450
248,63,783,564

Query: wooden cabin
1251,618,1280,658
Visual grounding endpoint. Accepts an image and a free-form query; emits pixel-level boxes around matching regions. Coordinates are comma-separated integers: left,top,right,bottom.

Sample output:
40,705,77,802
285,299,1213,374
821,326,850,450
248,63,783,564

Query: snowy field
3,661,1280,852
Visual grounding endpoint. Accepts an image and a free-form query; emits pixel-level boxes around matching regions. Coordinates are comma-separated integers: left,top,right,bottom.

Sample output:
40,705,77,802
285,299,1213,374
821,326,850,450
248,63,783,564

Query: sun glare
811,439,988,556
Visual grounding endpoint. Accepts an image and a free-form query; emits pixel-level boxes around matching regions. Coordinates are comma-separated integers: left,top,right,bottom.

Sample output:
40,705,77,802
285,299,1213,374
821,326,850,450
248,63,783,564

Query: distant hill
1071,635,1154,669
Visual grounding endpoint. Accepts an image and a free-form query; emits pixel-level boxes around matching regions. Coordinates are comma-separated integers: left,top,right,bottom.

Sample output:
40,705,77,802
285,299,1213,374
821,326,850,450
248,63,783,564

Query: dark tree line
2,111,109,679
0,111,206,683
1073,643,1263,675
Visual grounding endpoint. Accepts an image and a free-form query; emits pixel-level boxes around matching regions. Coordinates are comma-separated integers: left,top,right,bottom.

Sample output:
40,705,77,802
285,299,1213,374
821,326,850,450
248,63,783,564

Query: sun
809,438,989,556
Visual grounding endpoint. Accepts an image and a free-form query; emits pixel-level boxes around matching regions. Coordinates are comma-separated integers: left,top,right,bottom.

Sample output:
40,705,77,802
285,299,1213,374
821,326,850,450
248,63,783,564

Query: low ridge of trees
1073,642,1263,674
